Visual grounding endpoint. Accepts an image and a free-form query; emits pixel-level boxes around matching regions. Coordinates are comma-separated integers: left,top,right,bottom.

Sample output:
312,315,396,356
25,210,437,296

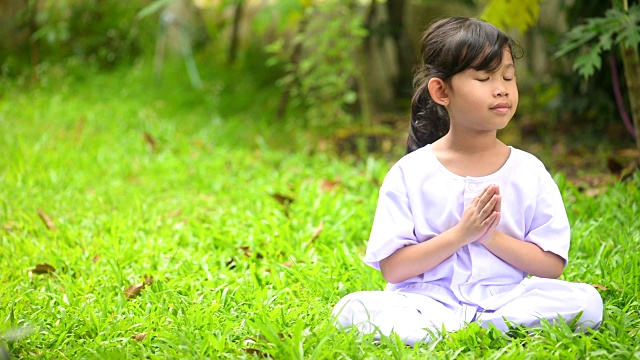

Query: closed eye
476,78,490,82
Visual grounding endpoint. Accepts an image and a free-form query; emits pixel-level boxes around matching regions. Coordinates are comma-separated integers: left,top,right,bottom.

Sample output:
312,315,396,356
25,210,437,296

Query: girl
332,17,603,346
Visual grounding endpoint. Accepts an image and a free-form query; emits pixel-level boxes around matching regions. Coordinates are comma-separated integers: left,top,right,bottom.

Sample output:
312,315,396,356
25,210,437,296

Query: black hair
406,17,522,154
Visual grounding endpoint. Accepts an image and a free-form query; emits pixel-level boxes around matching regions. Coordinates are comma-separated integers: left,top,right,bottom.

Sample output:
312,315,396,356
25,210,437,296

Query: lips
490,102,511,110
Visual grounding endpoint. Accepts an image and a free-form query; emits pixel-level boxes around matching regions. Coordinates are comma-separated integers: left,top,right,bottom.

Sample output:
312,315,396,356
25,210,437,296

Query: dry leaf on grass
131,332,147,341
164,209,182,219
239,245,264,259
3,221,19,233
270,192,295,217
31,264,56,275
124,284,145,299
124,275,155,299
271,193,295,205
305,221,324,246
240,245,252,257
75,116,85,141
37,209,57,231
320,179,341,192
241,338,271,358
591,284,609,291
92,255,100,264
143,132,159,151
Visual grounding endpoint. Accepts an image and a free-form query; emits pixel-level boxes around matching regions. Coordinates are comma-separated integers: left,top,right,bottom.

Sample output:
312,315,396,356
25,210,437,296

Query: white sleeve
524,168,571,265
363,165,418,270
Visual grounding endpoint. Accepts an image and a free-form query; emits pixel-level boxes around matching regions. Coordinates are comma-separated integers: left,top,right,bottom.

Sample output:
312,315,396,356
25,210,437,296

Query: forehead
476,52,515,72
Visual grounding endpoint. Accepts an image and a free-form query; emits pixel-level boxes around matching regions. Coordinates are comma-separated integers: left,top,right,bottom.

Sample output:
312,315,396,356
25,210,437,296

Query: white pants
332,277,603,346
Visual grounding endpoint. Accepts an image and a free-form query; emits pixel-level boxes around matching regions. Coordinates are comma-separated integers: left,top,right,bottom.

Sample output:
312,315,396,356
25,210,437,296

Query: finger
479,194,499,218
481,210,500,228
472,185,490,204
475,186,495,208
488,211,500,229
494,194,501,212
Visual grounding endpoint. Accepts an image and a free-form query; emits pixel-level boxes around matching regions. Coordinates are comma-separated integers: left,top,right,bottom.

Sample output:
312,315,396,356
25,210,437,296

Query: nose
494,81,508,97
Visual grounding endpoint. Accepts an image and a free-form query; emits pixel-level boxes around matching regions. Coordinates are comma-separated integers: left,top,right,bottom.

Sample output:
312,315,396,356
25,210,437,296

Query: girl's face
445,50,518,133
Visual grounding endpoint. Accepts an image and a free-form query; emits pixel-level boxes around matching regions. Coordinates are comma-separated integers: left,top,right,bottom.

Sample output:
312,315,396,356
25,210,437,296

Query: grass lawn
1,61,639,359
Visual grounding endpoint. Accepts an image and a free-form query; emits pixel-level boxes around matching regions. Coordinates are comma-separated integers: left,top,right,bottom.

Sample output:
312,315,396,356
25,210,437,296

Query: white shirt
363,144,570,310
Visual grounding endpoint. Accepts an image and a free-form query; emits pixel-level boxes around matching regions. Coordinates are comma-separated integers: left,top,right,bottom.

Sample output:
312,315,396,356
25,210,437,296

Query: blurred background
1,0,639,183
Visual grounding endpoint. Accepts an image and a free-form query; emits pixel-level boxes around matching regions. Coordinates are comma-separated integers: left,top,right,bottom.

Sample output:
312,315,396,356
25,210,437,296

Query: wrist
480,230,501,246
449,224,474,246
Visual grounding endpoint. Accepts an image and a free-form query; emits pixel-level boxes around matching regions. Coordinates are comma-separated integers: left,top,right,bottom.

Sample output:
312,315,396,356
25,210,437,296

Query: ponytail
406,77,449,154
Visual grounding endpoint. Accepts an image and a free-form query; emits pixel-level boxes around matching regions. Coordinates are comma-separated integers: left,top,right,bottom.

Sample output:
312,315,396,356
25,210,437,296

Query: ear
427,78,450,107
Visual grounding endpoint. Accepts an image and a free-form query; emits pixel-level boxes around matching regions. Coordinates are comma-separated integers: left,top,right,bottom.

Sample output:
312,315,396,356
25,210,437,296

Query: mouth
490,102,511,113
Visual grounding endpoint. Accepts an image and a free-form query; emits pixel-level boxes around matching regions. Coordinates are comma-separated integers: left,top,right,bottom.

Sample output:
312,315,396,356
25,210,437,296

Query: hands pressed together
455,184,501,246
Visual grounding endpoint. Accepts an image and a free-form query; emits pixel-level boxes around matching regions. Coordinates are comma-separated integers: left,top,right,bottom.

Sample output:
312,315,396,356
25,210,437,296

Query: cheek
509,83,519,99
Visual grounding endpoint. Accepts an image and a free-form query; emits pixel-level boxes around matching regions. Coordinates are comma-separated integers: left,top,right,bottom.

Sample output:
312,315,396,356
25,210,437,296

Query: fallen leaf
131,332,147,341
37,209,57,231
75,116,85,141
591,284,608,291
31,263,56,275
240,246,252,257
124,283,145,299
143,132,159,151
271,193,295,206
92,255,100,264
3,221,18,233
124,274,155,299
241,338,270,358
282,261,293,268
241,347,268,358
164,209,182,219
320,179,340,192
271,192,294,217
306,221,324,246
239,246,264,260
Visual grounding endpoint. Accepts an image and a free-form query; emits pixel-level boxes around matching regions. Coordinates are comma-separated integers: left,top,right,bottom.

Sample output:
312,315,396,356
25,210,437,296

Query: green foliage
555,4,640,79
265,0,367,126
478,0,541,33
10,0,155,70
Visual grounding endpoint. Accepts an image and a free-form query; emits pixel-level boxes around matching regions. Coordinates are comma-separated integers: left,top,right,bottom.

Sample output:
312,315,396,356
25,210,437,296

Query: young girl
332,17,603,346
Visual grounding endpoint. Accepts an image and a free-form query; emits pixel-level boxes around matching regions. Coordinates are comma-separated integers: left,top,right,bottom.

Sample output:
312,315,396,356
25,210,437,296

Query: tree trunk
620,45,640,160
385,0,413,102
228,0,244,64
28,0,40,81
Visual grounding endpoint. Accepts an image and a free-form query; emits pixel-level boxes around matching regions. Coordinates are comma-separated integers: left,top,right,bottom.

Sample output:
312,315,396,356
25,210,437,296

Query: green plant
477,0,541,33
23,0,154,69
555,1,640,159
265,0,367,127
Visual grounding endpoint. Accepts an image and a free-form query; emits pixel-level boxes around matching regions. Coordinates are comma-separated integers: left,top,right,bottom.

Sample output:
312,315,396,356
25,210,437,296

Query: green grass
1,60,639,359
